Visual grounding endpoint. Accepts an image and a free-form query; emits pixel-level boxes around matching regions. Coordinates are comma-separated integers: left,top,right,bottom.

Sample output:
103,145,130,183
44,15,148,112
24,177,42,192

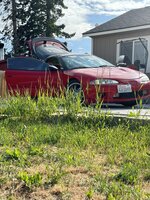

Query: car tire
67,80,85,104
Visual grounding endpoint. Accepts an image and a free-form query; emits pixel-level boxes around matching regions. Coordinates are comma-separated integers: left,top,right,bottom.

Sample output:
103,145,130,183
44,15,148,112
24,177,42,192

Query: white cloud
1,0,150,43
73,0,150,12
57,0,93,39
59,0,150,40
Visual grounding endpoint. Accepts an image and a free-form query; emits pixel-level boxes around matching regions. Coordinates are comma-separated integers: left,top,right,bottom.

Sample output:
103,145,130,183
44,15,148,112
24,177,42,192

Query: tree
12,0,18,54
0,0,74,55
0,0,19,54
45,0,73,38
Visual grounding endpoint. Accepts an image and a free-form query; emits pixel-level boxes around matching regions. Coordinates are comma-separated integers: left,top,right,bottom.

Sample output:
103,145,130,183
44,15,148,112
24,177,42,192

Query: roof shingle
83,6,150,35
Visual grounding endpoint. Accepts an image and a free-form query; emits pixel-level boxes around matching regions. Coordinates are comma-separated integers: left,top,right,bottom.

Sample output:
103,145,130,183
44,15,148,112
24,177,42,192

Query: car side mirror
48,64,58,71
117,55,131,67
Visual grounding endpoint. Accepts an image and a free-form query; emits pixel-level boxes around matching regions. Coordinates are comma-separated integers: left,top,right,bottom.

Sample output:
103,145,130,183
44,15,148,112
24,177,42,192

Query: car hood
64,66,144,80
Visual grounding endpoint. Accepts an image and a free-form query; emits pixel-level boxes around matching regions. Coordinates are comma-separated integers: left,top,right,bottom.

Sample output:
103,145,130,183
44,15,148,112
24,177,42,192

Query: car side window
46,57,61,69
7,57,49,71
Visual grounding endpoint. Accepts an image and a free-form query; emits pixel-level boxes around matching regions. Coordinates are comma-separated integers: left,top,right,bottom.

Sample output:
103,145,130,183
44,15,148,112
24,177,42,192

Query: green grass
0,94,149,199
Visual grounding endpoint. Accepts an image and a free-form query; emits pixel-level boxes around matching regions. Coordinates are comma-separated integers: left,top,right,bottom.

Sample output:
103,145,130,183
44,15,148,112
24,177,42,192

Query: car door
46,56,68,96
6,57,49,96
6,56,68,97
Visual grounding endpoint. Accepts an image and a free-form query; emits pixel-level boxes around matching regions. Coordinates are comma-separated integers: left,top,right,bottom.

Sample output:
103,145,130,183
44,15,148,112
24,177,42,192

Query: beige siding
92,28,150,65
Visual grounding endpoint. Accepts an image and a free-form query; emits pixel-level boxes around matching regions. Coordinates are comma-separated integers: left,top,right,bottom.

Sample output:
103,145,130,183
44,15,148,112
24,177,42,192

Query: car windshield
61,54,114,70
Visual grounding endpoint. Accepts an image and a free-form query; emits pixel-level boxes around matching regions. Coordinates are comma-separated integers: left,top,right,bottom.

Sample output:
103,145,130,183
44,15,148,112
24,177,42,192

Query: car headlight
90,79,119,85
140,74,149,83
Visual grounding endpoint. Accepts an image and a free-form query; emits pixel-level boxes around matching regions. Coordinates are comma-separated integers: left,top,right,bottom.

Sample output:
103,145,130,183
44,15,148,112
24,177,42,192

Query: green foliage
36,95,60,119
3,148,26,161
85,188,94,199
2,148,28,167
27,146,43,156
144,172,150,181
128,107,141,118
93,174,142,200
18,171,42,188
46,165,65,186
107,193,116,200
0,94,149,199
0,177,7,186
115,163,139,185
3,95,37,119
0,0,74,54
64,90,84,116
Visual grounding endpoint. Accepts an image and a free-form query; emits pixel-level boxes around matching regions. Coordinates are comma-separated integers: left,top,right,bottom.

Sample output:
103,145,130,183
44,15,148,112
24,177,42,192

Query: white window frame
91,38,94,55
116,36,150,73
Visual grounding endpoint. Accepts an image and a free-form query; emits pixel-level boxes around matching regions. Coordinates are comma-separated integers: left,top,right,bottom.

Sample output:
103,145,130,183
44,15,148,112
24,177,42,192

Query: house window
119,38,148,72
134,40,148,69
120,40,133,63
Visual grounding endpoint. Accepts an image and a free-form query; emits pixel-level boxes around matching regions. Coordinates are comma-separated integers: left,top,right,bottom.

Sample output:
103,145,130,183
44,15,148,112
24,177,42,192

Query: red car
0,37,150,106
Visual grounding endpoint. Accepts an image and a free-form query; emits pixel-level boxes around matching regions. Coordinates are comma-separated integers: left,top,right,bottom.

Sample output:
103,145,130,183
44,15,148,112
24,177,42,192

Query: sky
1,0,150,53
57,0,150,53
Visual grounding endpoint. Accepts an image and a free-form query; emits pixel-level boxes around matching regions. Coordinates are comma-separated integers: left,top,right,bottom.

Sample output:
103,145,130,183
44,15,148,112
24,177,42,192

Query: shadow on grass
1,113,149,132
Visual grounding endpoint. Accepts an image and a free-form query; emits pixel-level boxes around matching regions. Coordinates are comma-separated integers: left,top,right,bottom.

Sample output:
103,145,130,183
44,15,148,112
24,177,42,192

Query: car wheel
67,80,85,104
122,101,137,107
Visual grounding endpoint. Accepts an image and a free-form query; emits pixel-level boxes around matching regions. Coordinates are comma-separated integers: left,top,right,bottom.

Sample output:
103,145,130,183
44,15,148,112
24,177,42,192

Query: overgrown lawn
0,95,149,200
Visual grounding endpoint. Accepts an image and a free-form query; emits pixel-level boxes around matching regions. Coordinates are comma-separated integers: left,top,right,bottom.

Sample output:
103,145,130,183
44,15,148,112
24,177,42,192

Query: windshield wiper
99,65,115,67
98,65,108,67
72,66,88,69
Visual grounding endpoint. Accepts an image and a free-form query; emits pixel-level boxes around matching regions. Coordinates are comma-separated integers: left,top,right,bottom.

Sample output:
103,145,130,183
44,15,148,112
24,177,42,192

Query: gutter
83,24,150,37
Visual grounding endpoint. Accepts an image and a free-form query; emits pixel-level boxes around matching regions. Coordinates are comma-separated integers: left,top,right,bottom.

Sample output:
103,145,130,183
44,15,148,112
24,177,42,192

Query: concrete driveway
100,102,150,119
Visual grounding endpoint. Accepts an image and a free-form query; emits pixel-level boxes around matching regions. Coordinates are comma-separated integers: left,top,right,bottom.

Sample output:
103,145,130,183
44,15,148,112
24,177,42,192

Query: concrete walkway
101,103,150,120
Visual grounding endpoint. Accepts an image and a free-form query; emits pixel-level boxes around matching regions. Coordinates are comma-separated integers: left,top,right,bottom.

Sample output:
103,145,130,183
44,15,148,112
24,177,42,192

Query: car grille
116,91,144,99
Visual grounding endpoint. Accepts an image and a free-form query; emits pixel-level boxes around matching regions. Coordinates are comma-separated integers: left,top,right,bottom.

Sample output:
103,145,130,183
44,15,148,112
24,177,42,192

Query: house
83,6,150,76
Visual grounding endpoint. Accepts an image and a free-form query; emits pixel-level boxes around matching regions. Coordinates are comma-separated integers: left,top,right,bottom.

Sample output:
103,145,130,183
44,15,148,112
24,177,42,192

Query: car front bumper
83,82,150,105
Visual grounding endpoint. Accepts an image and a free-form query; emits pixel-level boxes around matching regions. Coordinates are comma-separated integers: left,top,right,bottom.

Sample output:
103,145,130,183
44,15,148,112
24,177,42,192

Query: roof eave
83,24,150,37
